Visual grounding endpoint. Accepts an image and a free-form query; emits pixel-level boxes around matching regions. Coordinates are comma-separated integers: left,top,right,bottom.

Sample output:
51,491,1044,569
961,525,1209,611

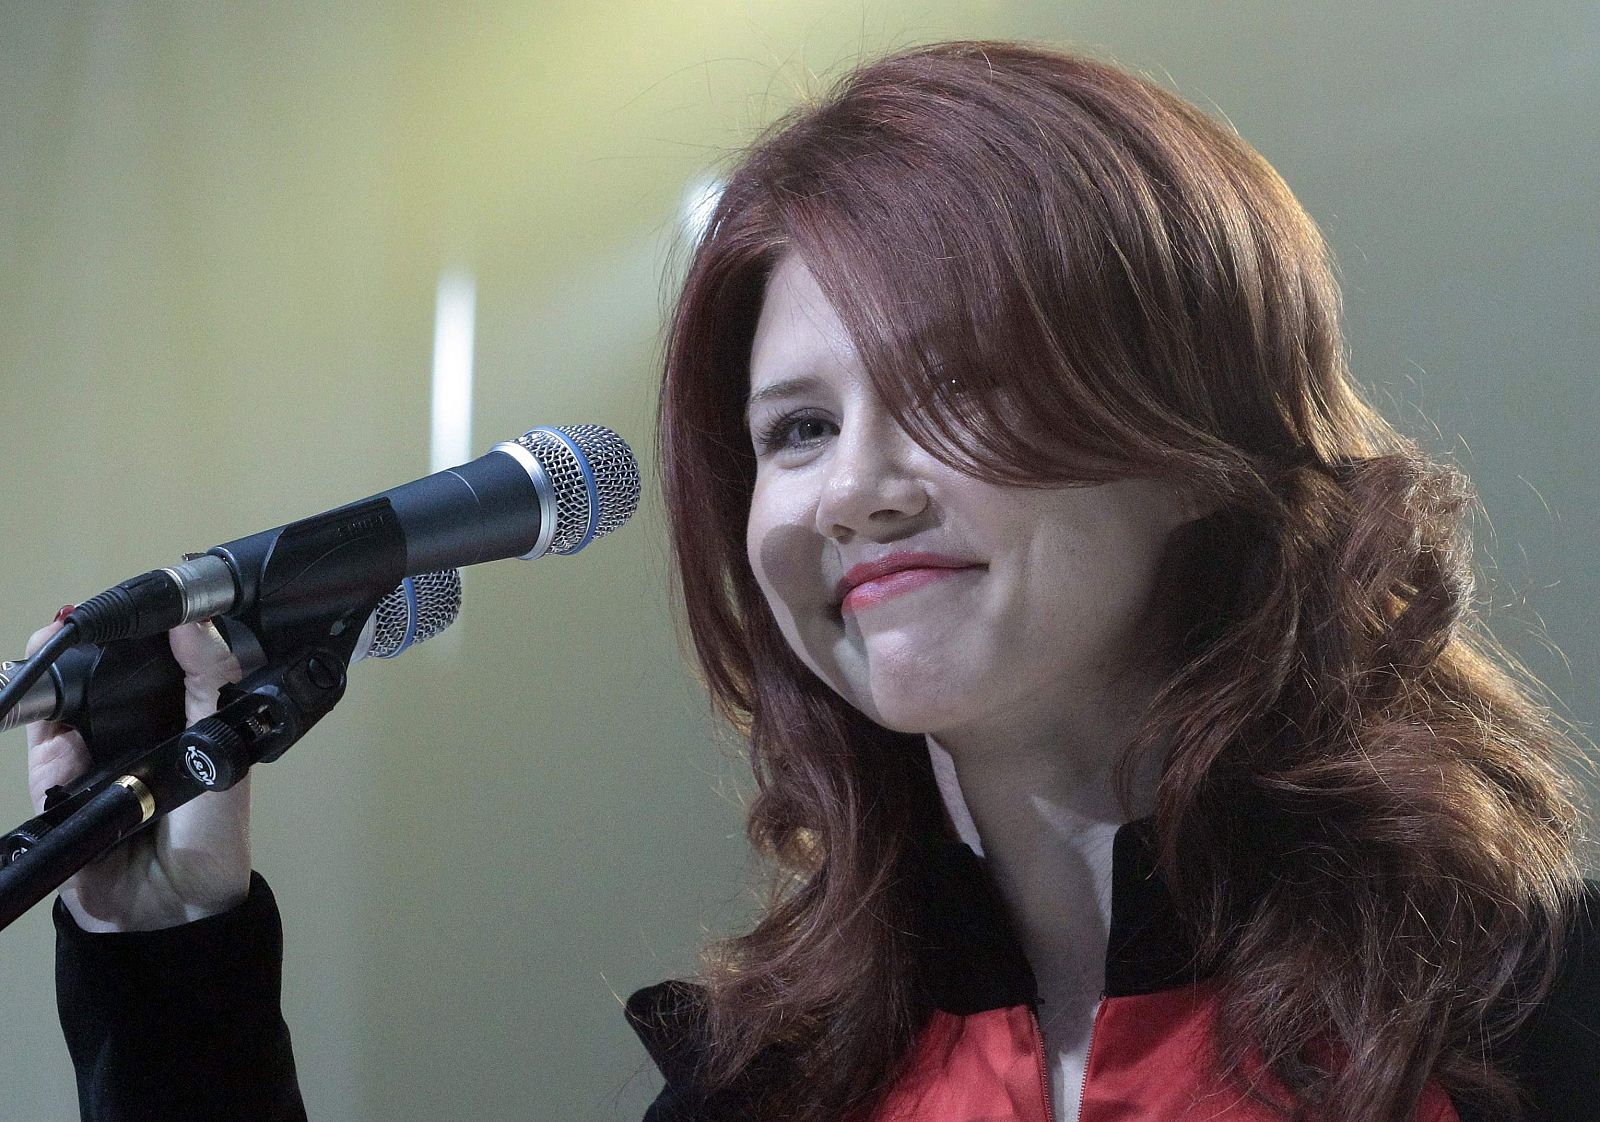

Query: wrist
60,877,252,933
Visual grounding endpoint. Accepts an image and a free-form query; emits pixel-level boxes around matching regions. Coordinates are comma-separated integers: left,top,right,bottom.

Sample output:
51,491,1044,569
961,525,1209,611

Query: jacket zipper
1030,995,1104,1122
1030,1003,1055,1122
1076,997,1103,1122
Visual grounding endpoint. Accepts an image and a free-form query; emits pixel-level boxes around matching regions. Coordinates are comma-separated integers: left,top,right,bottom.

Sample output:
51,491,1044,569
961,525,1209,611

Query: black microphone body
63,425,636,649
217,449,544,609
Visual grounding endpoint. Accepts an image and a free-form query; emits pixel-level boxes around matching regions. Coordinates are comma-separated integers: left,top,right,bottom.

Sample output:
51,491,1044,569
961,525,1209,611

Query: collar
625,819,1215,1122
913,743,1207,1013
624,756,1212,1091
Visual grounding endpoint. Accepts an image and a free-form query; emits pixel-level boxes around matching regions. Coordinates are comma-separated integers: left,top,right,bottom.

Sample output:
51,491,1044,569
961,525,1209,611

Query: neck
925,681,1166,1017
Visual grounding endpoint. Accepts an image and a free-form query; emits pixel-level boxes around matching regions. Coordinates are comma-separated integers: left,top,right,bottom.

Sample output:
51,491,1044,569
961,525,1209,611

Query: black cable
0,620,80,727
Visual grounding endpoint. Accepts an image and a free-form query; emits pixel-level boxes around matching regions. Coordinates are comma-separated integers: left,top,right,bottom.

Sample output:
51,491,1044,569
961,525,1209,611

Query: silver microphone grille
505,425,641,556
362,568,463,659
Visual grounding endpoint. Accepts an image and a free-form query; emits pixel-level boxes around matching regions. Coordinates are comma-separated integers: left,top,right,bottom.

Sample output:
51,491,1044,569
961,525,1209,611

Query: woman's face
744,253,1202,745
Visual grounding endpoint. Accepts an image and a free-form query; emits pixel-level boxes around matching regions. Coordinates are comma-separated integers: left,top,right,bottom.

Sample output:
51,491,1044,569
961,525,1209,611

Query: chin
801,640,972,731
849,684,970,736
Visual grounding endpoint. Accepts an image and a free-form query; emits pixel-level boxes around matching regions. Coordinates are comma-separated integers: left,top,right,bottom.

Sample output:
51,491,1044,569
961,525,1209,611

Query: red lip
836,552,983,611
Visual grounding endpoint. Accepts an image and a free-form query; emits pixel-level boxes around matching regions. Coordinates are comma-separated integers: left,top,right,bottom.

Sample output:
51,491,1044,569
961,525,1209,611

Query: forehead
747,253,863,394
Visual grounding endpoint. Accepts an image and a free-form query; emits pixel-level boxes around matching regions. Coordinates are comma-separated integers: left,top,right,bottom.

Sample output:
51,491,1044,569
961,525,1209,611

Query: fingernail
55,605,76,623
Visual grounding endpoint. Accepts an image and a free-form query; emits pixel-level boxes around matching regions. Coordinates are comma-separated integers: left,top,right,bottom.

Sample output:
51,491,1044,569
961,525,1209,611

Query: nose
814,412,929,540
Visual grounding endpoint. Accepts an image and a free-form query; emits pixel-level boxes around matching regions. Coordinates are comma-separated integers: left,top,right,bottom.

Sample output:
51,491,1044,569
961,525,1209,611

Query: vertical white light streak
429,269,476,475
427,268,475,643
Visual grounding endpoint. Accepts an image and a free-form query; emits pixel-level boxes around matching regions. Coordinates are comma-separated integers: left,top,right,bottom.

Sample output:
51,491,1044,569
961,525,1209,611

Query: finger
169,620,244,725
23,616,73,754
24,711,68,752
23,617,65,659
168,619,242,684
27,726,90,812
24,610,91,811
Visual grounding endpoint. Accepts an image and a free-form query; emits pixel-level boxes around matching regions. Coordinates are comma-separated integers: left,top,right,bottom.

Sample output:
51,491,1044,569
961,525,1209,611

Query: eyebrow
743,374,827,419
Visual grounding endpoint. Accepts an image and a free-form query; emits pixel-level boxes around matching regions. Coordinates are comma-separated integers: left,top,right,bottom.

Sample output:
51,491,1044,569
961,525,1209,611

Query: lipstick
837,553,982,615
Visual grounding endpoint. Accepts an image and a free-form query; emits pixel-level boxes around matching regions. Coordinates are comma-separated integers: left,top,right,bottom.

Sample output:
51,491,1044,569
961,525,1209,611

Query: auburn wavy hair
654,39,1588,1122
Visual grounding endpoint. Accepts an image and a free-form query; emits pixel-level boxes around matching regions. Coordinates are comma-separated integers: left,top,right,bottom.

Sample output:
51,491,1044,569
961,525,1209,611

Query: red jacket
625,816,1600,1122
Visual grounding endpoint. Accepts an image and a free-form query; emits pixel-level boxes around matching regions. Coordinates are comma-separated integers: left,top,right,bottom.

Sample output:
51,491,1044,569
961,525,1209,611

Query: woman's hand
24,612,252,932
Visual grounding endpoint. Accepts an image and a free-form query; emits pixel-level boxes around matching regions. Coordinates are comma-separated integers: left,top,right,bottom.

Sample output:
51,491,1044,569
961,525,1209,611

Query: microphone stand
0,630,367,934
0,502,411,933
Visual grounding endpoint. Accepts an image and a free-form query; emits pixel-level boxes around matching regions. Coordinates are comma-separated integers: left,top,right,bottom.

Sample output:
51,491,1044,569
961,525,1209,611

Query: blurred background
0,2,1595,1119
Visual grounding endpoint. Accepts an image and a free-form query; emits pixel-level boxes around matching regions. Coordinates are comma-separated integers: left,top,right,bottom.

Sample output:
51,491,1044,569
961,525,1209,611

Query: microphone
0,570,462,747
61,424,638,646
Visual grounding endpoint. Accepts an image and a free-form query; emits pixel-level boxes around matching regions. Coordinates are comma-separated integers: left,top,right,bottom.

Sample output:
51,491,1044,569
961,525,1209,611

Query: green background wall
1,3,1594,1118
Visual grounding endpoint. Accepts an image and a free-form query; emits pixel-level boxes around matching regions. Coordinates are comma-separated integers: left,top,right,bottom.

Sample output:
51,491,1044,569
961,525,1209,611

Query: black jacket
54,826,1600,1121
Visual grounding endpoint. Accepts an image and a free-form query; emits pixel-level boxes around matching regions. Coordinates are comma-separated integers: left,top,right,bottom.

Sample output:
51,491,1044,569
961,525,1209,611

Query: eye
753,408,836,455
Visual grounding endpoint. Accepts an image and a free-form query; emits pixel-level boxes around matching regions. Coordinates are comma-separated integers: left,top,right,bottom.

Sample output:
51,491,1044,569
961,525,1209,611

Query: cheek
744,483,779,597
746,483,824,611
745,486,864,698
1008,525,1174,671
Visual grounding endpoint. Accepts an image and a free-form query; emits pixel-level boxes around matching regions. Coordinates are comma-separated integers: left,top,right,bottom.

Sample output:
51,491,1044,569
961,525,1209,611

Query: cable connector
67,571,185,645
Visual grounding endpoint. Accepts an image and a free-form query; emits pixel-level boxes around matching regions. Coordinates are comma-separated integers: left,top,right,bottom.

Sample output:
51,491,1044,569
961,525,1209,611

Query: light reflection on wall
430,268,477,475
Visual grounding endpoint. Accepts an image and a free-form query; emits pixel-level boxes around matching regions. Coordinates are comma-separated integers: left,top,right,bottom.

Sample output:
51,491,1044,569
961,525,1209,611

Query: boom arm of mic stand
0,646,349,935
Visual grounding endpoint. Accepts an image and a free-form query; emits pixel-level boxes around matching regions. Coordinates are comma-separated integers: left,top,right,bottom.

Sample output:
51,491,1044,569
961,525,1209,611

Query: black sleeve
55,871,308,1122
1500,879,1600,1122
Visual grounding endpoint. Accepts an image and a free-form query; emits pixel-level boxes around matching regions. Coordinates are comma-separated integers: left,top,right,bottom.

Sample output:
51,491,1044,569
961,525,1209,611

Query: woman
30,39,1598,1122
